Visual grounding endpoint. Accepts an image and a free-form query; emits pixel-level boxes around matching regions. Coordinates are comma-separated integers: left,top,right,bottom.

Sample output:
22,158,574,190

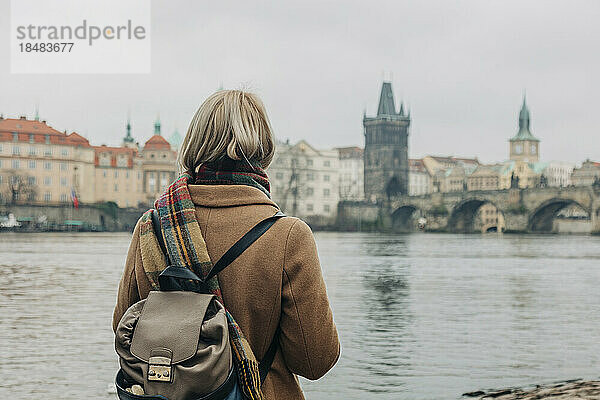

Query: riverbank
464,379,600,399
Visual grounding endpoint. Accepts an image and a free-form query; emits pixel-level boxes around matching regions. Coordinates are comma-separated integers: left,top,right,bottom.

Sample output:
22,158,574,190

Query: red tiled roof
93,145,137,168
144,135,171,150
0,117,91,147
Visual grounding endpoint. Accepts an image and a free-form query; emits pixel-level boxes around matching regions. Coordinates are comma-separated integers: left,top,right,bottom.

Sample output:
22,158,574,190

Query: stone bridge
387,186,600,233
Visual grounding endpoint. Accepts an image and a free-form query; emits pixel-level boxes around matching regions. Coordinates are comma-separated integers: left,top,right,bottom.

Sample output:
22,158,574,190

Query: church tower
509,96,540,162
363,82,410,202
122,118,137,149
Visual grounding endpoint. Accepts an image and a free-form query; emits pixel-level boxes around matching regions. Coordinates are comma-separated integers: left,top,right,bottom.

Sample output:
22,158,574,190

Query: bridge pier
503,212,528,233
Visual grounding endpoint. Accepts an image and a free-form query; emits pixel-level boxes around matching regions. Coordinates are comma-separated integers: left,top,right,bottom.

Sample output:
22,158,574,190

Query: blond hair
177,90,275,174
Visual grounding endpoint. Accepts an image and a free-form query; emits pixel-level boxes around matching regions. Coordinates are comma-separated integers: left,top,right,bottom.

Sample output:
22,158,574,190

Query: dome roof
144,134,171,150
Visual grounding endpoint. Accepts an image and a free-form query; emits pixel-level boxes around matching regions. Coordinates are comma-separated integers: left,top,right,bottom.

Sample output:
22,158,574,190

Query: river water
1,232,599,399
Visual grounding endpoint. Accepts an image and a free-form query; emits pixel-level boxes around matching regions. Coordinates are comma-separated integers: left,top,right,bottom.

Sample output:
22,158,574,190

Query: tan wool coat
113,184,340,400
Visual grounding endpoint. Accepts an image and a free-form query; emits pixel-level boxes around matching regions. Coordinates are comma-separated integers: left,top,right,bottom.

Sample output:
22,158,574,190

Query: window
60,163,67,171
45,135,50,144
306,173,314,181
44,147,52,156
60,177,67,187
44,192,51,202
0,175,3,184
44,177,52,185
323,174,330,182
306,187,314,196
114,184,118,192
44,161,52,170
29,134,35,143
61,149,68,157
99,154,110,167
60,194,68,202
117,155,128,167
323,188,330,197
307,159,313,167
324,160,330,167
28,176,36,185
12,146,21,155
12,132,18,141
306,204,314,212
126,171,130,179
12,160,20,169
114,170,118,178
324,204,331,212
103,171,107,178
29,147,36,156
514,143,523,154
29,160,36,169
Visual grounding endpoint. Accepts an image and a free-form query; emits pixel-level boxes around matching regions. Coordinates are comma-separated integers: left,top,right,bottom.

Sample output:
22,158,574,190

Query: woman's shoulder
274,215,316,247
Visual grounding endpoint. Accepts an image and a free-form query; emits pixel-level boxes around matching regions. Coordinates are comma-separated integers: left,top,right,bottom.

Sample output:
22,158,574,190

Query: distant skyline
1,0,598,164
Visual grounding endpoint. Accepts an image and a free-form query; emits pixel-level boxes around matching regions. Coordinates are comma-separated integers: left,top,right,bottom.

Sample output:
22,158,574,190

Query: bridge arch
391,205,424,232
447,197,505,233
529,198,591,232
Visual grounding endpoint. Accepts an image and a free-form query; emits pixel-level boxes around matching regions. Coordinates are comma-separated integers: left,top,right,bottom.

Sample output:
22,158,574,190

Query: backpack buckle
148,356,172,383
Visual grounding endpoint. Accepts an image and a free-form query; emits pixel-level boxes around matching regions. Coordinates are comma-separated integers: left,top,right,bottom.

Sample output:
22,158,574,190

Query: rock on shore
463,379,600,399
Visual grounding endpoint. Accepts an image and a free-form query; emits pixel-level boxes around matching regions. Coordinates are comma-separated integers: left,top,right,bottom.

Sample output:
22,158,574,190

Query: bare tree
280,150,309,215
5,170,38,204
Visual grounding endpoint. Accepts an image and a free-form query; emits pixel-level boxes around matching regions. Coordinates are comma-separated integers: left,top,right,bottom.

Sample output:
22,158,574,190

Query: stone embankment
464,379,600,399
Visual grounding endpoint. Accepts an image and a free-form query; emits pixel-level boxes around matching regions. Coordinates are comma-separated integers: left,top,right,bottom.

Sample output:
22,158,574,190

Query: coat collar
188,184,279,208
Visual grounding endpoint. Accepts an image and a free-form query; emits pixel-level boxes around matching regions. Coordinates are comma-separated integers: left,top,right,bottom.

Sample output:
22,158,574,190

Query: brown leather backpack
114,210,284,400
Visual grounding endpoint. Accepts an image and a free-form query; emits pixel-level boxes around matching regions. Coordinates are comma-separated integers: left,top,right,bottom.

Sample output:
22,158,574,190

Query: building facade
422,156,479,193
0,116,96,205
542,161,575,187
571,160,600,186
93,145,143,208
409,158,432,196
0,116,177,209
363,82,410,202
467,165,502,191
268,140,339,226
140,120,178,205
337,146,364,201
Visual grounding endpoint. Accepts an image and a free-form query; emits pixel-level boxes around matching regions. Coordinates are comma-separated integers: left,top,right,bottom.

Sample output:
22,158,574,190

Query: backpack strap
259,326,281,384
204,211,285,281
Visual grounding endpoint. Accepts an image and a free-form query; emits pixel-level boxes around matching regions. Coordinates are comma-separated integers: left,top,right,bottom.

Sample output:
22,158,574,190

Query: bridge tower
363,82,410,202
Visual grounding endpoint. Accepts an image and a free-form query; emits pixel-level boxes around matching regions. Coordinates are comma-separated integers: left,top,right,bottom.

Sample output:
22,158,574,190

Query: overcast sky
0,0,598,164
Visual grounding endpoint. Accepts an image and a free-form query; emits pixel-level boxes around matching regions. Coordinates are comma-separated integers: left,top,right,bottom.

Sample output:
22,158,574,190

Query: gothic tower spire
377,82,397,116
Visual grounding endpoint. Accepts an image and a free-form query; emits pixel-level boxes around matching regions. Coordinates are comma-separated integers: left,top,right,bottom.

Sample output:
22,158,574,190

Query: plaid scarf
138,173,265,400
194,157,270,197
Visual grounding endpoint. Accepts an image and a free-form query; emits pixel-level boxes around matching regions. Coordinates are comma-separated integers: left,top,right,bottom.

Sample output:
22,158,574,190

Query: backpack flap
130,291,210,364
